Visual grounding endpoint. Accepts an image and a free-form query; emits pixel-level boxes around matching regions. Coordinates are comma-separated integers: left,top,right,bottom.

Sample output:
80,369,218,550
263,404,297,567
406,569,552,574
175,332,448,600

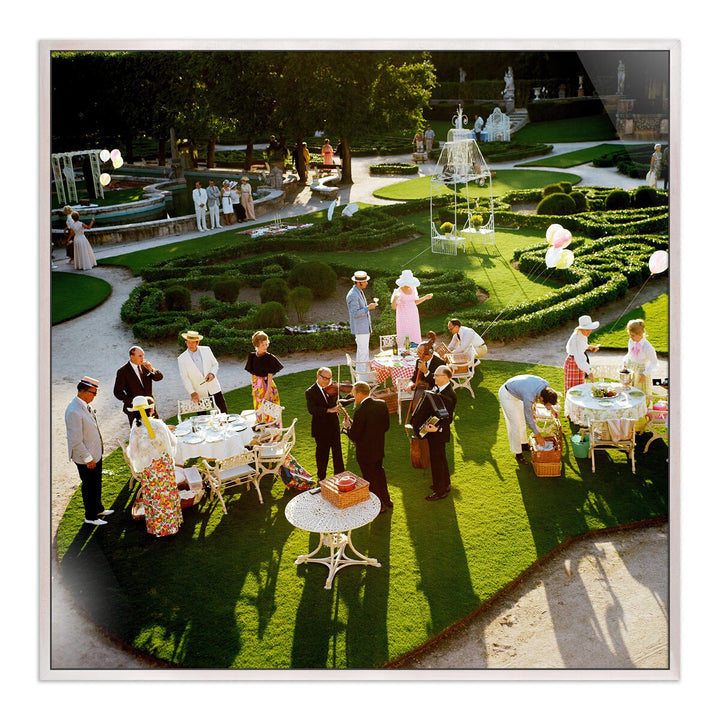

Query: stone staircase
508,108,529,135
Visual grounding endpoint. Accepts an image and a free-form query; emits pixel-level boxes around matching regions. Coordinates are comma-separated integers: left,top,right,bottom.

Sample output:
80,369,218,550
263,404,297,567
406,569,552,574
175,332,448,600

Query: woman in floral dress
244,331,283,425
127,396,182,537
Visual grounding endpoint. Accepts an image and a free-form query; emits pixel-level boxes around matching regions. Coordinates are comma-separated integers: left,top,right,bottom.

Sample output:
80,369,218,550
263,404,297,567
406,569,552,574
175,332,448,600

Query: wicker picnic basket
373,387,398,415
320,472,370,508
529,434,562,477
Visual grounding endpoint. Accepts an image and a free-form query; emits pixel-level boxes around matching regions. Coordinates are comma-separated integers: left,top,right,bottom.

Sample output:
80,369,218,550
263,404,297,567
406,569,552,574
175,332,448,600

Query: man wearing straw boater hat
177,330,228,413
345,270,378,373
64,376,113,526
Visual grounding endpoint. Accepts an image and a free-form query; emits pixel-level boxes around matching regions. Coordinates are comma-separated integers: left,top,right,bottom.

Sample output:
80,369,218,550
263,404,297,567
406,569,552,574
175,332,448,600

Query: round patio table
371,351,417,387
565,382,647,426
285,490,381,589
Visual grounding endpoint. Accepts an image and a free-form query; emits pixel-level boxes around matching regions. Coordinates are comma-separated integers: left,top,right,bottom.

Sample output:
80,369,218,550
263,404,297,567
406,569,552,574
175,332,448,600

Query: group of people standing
412,125,435,154
193,177,256,231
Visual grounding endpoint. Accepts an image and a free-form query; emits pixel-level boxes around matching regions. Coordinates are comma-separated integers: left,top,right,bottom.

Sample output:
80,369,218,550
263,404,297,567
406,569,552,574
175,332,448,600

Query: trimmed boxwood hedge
369,162,419,175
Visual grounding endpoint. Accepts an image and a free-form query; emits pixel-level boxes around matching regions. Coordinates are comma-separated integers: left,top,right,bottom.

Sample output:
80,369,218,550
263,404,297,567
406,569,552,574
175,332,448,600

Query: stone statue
459,67,467,83
617,60,625,95
503,67,515,99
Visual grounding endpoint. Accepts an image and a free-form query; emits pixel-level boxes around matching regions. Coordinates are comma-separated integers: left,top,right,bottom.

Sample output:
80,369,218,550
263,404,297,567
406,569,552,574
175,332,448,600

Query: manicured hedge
369,162,419,175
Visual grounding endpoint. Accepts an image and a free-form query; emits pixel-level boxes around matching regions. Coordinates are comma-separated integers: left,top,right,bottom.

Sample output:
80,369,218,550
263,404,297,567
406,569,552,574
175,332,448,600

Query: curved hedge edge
382,515,669,669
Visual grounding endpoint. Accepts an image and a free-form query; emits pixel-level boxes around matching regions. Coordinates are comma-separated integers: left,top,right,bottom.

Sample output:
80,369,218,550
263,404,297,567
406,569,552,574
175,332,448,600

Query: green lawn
517,143,628,169
372,169,582,201
593,293,669,353
51,271,112,324
513,115,619,144
56,360,669,669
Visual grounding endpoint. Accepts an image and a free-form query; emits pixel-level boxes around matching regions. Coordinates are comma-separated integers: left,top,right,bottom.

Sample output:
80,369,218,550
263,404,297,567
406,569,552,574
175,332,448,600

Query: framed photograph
40,38,678,683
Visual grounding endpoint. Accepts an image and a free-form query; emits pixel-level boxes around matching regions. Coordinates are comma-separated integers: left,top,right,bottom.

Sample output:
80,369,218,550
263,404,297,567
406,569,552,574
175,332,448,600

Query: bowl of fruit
591,384,618,400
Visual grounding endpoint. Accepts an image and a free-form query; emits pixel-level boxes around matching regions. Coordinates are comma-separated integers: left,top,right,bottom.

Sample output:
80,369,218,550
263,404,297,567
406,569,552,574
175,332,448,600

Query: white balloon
545,247,562,268
546,223,563,244
99,149,111,162
342,202,359,217
648,250,669,274
327,199,337,221
112,157,124,169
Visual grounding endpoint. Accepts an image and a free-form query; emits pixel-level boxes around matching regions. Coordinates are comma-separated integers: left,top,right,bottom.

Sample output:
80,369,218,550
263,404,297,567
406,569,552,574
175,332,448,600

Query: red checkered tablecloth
371,354,417,387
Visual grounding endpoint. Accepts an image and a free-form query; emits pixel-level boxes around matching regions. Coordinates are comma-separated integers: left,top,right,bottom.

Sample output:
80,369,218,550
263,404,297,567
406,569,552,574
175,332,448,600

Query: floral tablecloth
565,383,647,426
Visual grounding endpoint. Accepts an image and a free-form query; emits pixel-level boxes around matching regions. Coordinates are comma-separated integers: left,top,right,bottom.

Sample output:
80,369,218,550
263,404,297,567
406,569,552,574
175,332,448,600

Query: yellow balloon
99,173,111,186
112,157,124,169
556,249,574,269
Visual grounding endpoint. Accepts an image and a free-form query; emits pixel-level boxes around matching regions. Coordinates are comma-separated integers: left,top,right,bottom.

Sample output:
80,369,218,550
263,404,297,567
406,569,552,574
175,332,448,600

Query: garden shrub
288,286,313,323
570,191,589,212
542,183,565,197
633,186,658,208
252,301,288,328
213,277,242,303
559,181,573,194
259,277,290,306
164,285,191,311
287,261,337,299
369,162,419,175
440,222,454,234
536,192,577,216
605,189,631,211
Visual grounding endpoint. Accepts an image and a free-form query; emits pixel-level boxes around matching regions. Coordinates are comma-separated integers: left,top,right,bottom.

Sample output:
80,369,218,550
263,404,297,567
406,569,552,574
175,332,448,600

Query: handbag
645,170,656,185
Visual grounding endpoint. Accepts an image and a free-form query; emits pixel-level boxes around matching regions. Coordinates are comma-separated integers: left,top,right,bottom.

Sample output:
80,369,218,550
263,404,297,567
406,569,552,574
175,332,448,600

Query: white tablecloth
565,383,647,426
173,415,254,464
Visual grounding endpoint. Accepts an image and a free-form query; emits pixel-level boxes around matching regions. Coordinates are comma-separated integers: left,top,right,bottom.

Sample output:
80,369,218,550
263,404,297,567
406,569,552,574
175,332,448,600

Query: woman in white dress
221,180,234,225
62,205,74,263
622,319,658,397
69,211,96,271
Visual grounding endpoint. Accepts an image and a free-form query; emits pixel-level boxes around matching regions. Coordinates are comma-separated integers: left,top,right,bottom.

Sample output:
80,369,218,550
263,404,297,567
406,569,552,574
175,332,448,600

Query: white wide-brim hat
182,330,203,341
396,269,420,288
131,395,155,412
577,315,599,331
351,270,370,282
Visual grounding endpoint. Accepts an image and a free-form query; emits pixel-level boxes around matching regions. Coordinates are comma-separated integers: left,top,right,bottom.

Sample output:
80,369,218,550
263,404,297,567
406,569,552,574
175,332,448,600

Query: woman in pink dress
321,139,334,166
390,269,433,347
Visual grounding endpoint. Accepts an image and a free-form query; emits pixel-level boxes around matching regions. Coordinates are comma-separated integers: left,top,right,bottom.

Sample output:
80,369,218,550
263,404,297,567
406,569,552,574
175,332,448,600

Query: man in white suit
64,376,114,526
192,181,208,231
177,330,228,413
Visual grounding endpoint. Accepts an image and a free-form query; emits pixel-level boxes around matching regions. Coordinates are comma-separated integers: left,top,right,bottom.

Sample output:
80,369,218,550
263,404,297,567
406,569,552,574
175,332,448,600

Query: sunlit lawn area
51,271,112,324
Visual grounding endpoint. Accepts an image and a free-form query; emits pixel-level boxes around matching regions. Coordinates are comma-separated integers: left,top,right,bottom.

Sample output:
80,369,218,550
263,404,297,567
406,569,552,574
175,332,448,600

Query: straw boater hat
130,396,155,412
351,270,370,283
395,269,420,288
80,376,99,389
576,315,599,331
182,330,203,341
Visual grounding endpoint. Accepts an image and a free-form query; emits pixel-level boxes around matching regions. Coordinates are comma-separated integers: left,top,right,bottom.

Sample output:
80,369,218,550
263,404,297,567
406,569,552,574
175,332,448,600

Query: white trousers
208,204,220,229
355,334,371,373
498,384,528,454
195,206,208,231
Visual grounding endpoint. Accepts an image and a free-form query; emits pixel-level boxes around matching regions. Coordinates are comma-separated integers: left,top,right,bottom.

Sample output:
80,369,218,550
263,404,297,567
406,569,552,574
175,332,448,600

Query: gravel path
48,146,670,672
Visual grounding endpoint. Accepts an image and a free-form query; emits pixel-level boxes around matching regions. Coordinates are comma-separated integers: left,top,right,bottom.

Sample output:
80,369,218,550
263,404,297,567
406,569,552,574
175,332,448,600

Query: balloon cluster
98,148,124,186
544,224,574,269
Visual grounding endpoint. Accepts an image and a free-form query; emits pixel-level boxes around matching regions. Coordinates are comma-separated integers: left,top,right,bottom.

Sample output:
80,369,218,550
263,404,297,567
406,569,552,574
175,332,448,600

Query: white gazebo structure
51,149,105,206
430,105,495,255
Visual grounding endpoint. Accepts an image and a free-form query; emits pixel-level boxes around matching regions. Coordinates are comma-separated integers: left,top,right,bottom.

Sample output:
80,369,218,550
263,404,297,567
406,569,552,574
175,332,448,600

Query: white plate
174,427,192,437
183,434,205,444
232,422,248,431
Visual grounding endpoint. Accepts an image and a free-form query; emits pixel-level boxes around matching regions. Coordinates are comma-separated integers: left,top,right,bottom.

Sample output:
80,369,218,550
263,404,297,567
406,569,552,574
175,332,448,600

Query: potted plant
440,221,454,236
470,214,484,230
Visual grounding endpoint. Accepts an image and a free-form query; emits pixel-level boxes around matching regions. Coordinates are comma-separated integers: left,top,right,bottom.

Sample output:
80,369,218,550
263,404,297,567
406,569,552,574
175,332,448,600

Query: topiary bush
633,186,658,208
570,191,589,212
213,277,242,303
252,301,287,328
536,192,577,216
287,261,337,299
164,285,191,311
542,183,565,197
259,277,290,306
288,286,313,323
559,181,573,194
605,189,631,211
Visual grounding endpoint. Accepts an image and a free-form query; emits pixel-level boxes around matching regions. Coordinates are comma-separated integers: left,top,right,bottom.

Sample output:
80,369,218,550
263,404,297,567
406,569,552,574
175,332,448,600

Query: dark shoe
515,453,528,465
378,505,388,514
425,491,449,501
385,501,394,508
521,443,530,451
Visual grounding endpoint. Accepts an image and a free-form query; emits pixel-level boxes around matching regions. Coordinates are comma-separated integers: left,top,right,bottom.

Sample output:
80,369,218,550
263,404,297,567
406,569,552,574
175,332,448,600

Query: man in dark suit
411,365,457,501
344,381,393,513
305,367,346,481
410,342,445,391
113,346,164,425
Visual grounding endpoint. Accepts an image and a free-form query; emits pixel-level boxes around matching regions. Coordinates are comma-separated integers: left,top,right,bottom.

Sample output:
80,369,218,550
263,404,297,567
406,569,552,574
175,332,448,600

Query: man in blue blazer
345,270,378,372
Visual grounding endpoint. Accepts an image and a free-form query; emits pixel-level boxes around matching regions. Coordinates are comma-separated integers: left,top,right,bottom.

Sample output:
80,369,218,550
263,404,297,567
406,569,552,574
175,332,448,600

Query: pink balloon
110,149,121,161
553,229,572,249
648,250,668,275
546,223,563,244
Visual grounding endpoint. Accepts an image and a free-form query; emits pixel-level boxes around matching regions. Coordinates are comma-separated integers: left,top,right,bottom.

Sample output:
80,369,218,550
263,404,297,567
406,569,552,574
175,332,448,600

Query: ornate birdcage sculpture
429,105,495,255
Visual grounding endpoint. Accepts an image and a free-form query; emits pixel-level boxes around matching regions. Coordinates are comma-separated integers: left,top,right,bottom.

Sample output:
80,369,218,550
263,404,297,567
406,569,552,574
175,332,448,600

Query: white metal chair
120,441,143,493
447,352,476,398
201,449,261,513
589,418,636,474
255,418,297,483
255,400,284,427
177,396,217,422
379,334,397,352
395,377,415,424
643,391,668,453
345,352,381,393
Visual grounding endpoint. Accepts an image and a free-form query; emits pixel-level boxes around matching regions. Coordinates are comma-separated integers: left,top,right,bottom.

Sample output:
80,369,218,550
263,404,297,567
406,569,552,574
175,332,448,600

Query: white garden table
285,490,382,589
565,382,647,426
173,414,254,465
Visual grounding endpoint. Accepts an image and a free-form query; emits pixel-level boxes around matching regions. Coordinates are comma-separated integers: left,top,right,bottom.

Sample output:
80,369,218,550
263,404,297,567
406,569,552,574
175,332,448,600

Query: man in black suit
113,346,164,426
411,365,457,501
410,342,444,391
305,367,346,481
344,381,393,513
